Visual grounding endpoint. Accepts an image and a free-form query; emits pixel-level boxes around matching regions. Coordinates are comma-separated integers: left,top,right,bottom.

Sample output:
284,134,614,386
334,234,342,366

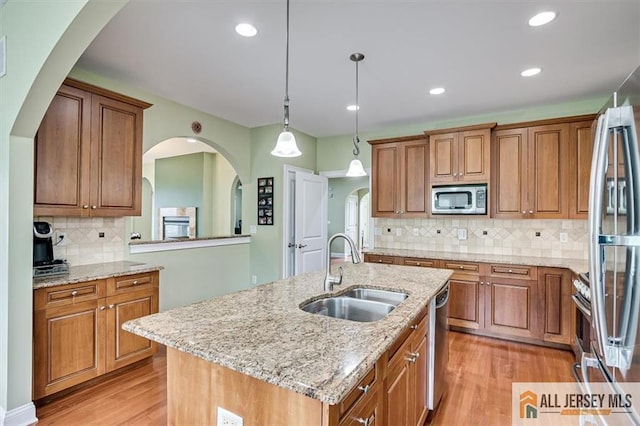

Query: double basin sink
300,288,408,323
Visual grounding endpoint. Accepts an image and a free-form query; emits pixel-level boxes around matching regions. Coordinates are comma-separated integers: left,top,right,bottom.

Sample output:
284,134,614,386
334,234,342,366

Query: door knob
297,244,308,249
288,242,296,248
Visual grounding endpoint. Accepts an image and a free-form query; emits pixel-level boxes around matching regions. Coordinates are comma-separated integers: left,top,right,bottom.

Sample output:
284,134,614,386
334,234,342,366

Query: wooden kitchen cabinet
369,135,428,218
33,271,159,400
34,78,151,217
364,253,398,265
444,261,484,330
426,123,495,185
568,117,596,219
492,122,569,219
540,267,573,345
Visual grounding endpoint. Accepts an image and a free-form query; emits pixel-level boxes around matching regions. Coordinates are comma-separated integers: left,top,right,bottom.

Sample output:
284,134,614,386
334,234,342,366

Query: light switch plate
559,232,568,243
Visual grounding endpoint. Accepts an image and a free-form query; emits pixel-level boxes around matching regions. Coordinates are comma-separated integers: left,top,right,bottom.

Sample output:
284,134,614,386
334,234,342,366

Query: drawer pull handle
410,324,418,330
416,262,420,266
459,265,464,270
132,280,139,285
508,269,513,273
71,290,78,297
356,415,374,426
406,352,419,363
358,384,371,394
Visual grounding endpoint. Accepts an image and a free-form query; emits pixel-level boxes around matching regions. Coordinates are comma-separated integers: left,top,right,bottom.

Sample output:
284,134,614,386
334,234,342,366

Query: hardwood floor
36,332,574,425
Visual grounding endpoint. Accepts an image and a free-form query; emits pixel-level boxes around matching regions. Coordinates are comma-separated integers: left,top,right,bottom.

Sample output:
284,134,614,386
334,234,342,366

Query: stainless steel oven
572,273,592,362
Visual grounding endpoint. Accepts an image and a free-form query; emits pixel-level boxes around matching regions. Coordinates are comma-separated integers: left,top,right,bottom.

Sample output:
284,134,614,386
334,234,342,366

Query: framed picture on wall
258,177,274,225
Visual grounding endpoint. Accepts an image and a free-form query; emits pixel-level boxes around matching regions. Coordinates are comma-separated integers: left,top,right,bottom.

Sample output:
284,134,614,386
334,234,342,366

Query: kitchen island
124,262,451,425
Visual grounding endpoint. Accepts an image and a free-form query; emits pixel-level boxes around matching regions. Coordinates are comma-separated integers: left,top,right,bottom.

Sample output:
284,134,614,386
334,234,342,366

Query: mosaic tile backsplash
35,216,126,266
374,218,588,260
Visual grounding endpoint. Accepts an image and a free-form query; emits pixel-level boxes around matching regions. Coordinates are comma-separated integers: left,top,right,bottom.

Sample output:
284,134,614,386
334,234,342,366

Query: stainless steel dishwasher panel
428,281,450,411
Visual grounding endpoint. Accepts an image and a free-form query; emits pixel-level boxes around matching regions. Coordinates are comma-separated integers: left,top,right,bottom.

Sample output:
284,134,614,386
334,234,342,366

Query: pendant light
346,52,367,177
271,0,301,157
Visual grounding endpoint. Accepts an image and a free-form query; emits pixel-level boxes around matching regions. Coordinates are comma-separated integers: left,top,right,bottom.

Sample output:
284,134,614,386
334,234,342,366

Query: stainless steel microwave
431,184,487,215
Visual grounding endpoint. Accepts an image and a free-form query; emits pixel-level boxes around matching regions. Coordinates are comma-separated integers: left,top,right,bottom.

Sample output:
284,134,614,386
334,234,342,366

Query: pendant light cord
353,56,360,157
283,0,291,130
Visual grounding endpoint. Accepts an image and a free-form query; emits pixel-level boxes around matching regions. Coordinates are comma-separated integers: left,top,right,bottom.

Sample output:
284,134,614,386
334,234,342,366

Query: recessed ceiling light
429,87,446,95
186,138,198,143
521,67,542,77
528,11,556,27
347,105,359,111
235,23,258,37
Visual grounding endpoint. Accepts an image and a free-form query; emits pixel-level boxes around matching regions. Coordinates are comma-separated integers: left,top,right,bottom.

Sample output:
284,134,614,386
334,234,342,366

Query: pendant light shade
272,0,301,158
346,52,367,177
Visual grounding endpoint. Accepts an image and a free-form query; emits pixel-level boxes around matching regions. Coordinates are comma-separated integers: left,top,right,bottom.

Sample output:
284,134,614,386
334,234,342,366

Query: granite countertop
33,260,164,289
367,248,588,274
129,234,250,246
124,262,452,405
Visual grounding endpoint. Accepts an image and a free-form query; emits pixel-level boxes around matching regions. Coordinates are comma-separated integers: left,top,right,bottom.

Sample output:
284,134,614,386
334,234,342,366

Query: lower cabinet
540,267,573,345
33,271,159,400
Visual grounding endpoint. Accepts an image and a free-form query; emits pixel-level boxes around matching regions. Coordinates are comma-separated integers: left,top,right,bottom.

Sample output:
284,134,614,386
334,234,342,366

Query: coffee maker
33,221,69,277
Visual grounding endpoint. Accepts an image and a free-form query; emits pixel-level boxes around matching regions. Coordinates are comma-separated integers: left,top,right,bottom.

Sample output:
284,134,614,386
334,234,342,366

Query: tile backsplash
374,218,588,260
36,216,126,266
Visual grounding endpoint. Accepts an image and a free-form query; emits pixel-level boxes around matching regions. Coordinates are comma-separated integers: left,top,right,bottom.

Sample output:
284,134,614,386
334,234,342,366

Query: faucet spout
324,233,361,291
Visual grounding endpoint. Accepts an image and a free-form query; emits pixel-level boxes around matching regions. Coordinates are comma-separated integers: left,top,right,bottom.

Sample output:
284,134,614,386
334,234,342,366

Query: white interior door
345,194,359,254
294,171,328,275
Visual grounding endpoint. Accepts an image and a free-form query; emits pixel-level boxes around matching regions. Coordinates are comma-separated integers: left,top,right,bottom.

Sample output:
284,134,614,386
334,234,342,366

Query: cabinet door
371,144,399,217
541,268,572,345
429,132,457,183
447,278,483,330
484,277,541,339
458,129,491,183
34,84,92,216
527,124,569,218
33,300,105,399
412,333,429,426
384,358,411,426
90,95,143,216
569,120,594,219
492,128,527,218
105,287,158,372
400,141,428,216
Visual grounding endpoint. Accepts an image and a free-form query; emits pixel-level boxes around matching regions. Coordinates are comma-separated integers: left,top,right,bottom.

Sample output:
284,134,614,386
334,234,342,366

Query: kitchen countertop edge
33,260,163,289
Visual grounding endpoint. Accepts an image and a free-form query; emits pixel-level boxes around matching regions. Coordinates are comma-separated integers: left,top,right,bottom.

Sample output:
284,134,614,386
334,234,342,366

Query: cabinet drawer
34,280,106,310
385,305,428,365
442,261,481,273
364,254,396,265
339,363,379,418
107,272,157,296
489,264,537,280
402,258,438,268
339,387,380,426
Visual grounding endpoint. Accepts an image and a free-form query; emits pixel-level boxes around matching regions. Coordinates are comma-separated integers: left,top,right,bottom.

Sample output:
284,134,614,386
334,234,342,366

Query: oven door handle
571,294,591,318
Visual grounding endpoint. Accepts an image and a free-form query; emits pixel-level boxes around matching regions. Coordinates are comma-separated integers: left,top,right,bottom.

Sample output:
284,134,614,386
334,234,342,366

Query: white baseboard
2,403,37,426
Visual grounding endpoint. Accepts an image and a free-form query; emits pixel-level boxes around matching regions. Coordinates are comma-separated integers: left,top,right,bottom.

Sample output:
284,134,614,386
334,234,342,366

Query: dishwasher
428,281,450,411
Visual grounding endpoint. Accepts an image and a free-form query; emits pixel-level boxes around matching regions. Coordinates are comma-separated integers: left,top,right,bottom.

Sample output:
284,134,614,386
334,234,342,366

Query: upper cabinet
34,78,152,217
369,135,428,218
425,123,495,185
568,118,596,219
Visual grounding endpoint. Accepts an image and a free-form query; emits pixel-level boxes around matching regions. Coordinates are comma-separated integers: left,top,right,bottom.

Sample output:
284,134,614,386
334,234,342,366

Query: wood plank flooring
36,331,574,426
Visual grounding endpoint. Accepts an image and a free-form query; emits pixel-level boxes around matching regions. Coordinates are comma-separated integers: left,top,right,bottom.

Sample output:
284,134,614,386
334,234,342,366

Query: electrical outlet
217,407,243,426
396,228,402,237
413,228,419,236
457,228,468,240
560,232,568,243
251,275,257,285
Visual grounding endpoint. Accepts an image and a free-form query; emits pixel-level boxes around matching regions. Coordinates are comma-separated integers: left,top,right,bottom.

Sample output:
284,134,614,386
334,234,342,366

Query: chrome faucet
324,233,362,291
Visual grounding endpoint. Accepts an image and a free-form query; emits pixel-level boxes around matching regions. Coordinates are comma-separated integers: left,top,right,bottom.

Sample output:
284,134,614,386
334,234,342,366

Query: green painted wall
0,0,127,414
249,124,317,284
316,97,606,172
128,244,251,311
327,177,369,254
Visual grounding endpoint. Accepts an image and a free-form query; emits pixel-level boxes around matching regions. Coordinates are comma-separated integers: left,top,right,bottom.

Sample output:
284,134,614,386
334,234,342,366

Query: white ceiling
77,0,640,139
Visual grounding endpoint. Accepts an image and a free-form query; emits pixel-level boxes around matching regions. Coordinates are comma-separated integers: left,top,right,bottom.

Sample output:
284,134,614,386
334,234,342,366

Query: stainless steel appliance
431,184,487,215
580,65,640,424
428,281,449,411
572,272,592,362
162,216,191,239
33,221,69,277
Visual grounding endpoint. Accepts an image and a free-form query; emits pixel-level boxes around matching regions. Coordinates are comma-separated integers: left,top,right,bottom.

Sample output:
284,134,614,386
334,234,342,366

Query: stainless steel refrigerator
582,65,640,424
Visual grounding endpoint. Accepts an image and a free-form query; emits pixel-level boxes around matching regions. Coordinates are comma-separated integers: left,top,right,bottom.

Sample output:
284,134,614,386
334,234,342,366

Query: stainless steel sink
343,288,408,306
300,297,395,322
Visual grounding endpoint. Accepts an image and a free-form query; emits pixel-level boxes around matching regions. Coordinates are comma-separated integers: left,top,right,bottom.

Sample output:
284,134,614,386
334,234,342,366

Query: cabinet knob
100,306,106,311
132,280,139,285
378,260,383,263
460,172,463,176
522,210,526,214
71,290,78,296
508,269,513,273
400,210,405,214
416,262,421,266
453,173,458,177
406,352,419,363
91,205,97,210
529,210,533,214
357,384,371,394
480,281,484,285
83,205,89,209
355,415,374,426
410,324,418,330
459,265,464,270
486,282,490,286
108,304,114,309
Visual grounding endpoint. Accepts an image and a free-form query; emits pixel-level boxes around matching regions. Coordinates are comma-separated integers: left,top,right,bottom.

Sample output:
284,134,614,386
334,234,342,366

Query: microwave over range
431,184,487,215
